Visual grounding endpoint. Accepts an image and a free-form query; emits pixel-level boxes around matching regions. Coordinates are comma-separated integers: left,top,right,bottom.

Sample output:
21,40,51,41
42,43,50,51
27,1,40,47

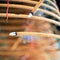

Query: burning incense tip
28,0,44,18
28,12,33,18
9,32,17,36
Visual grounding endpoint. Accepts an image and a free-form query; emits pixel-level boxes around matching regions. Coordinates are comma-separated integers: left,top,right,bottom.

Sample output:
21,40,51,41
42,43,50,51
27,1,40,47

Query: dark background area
56,0,60,9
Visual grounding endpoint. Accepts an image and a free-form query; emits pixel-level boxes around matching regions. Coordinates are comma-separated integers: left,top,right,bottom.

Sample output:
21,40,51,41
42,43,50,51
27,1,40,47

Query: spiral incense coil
0,0,60,60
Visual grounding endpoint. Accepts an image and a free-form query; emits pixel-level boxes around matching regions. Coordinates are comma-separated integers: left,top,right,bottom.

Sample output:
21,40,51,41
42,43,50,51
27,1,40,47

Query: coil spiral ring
0,0,60,60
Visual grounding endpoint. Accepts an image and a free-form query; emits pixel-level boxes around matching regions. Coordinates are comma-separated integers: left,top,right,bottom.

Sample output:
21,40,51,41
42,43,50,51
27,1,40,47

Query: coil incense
0,14,60,26
0,0,60,60
9,32,60,39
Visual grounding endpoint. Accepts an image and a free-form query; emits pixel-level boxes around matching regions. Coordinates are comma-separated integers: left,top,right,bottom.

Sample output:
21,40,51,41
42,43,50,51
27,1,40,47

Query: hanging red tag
6,0,9,23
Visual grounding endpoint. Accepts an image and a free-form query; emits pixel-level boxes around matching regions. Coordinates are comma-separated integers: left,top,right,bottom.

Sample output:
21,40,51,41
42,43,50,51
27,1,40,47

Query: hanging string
26,20,35,51
6,0,9,23
24,10,34,49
